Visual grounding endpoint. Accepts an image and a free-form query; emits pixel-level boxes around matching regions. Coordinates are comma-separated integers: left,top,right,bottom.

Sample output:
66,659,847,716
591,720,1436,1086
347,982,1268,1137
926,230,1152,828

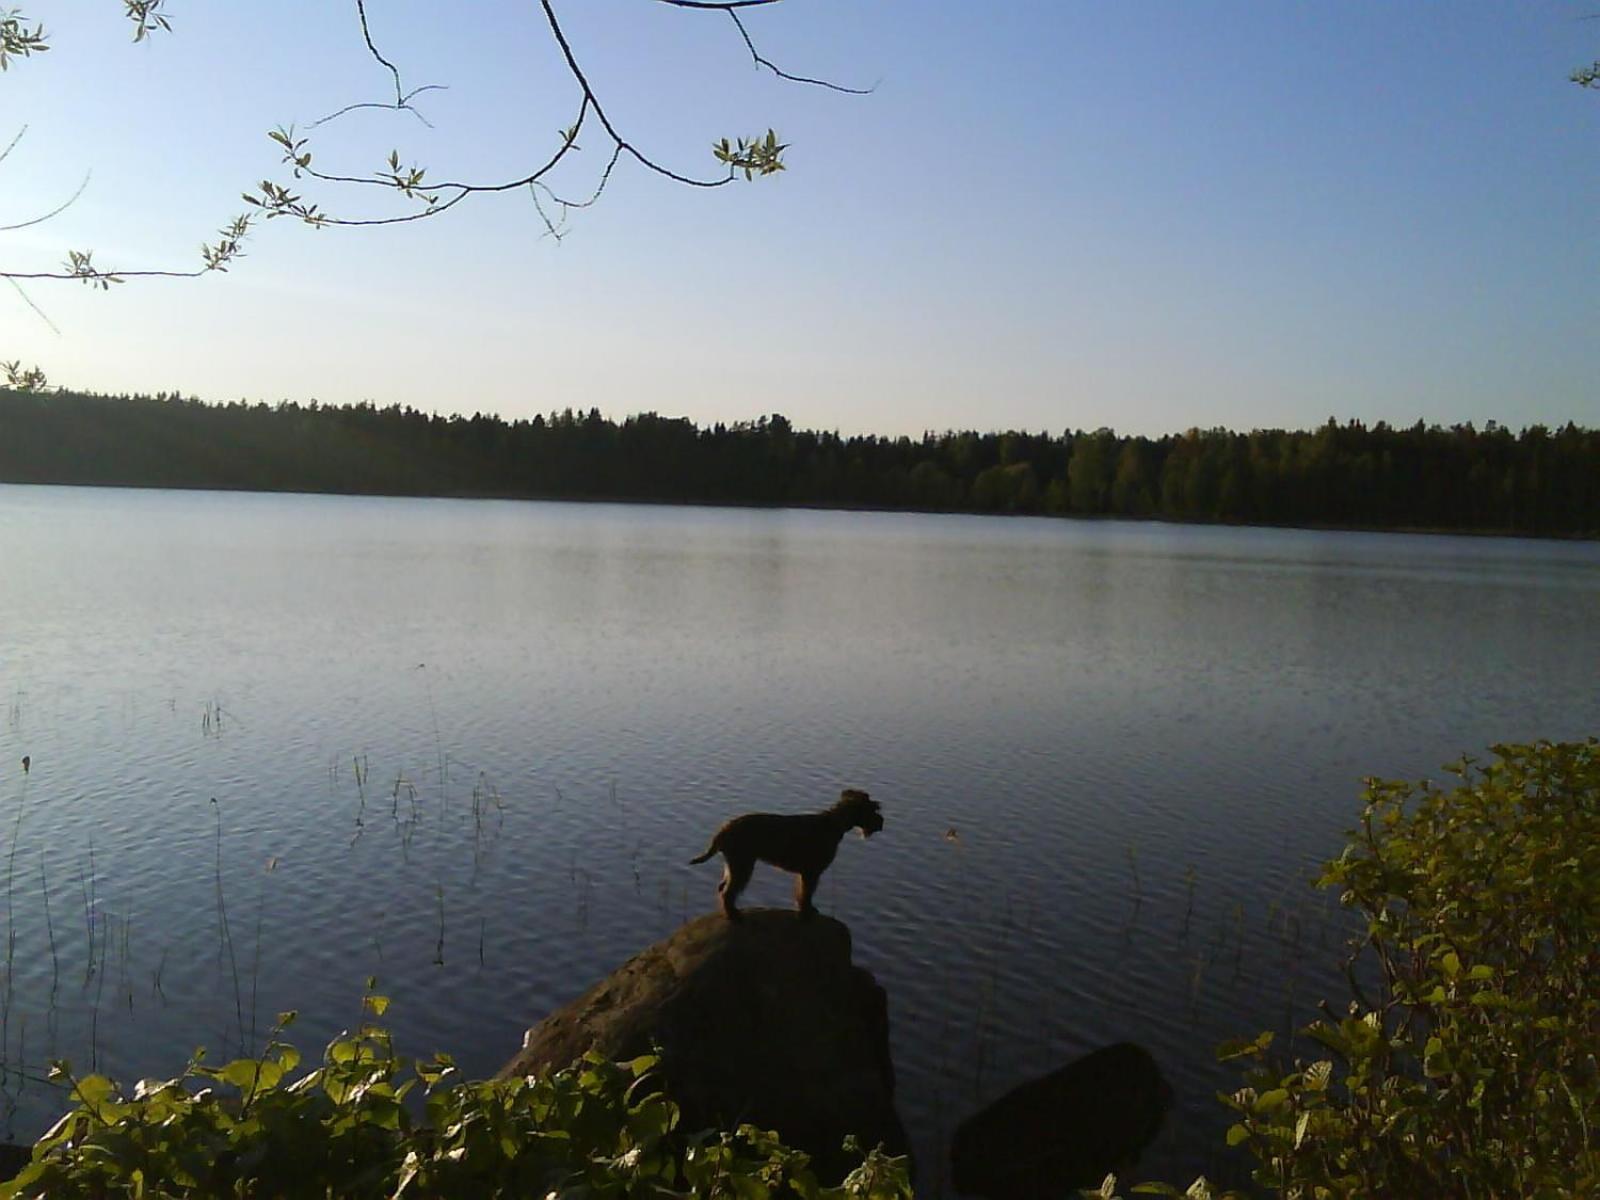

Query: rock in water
500,909,908,1182
950,1042,1171,1198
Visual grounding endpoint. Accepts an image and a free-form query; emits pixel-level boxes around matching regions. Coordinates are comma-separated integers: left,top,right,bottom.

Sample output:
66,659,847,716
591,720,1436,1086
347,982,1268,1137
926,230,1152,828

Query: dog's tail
688,835,721,865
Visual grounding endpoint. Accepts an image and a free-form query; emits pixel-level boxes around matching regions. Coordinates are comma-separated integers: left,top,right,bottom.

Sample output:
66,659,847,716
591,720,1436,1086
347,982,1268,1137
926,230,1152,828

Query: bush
1102,739,1600,1199
2,994,912,1199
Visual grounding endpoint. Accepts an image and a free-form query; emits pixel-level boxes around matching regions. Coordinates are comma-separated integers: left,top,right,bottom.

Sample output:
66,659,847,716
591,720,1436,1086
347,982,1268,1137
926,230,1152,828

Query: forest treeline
2,387,1596,535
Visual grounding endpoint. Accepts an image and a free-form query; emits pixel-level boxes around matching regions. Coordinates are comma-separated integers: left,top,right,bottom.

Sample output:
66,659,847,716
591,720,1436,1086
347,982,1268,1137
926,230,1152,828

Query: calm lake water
1,484,1597,1187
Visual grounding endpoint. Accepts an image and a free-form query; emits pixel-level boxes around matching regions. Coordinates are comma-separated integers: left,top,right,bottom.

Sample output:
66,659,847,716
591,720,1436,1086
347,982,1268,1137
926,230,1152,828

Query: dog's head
838,788,884,837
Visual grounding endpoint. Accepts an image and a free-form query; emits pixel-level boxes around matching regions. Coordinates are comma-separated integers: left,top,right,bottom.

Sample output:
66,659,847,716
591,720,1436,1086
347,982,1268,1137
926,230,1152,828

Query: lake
1,484,1597,1188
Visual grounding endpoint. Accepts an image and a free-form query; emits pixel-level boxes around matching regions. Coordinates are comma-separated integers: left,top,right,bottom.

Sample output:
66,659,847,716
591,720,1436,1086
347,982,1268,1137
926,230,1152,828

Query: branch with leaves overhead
242,0,851,239
2,3,253,294
1,0,868,291
0,6,48,69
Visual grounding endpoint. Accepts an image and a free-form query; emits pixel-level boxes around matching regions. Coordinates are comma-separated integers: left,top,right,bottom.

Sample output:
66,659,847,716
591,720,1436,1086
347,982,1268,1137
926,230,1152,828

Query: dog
688,788,883,920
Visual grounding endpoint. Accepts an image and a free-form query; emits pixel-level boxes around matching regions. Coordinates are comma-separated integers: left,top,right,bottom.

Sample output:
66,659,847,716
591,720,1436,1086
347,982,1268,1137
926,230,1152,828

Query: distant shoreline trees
1,388,1596,537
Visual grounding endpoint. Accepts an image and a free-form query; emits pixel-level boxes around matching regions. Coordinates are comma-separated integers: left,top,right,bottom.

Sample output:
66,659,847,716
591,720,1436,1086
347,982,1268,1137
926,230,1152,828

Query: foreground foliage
2,997,910,1199
1103,739,1600,1199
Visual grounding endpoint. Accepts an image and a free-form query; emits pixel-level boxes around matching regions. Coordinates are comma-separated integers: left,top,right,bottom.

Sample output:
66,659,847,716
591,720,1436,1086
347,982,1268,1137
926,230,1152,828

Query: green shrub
1102,739,1600,1199
3,994,911,1199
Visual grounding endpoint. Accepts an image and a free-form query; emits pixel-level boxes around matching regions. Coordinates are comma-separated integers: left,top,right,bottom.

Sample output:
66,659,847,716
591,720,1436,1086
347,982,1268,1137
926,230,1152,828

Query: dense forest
2,387,1596,535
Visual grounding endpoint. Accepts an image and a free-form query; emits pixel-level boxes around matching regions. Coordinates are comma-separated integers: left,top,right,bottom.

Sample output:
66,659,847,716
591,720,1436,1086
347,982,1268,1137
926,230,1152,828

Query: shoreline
1,477,1594,544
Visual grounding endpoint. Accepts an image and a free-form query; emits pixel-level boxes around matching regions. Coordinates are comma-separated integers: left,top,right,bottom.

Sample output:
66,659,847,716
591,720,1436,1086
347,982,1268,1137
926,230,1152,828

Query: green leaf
1254,1088,1291,1114
73,1074,118,1111
219,1059,261,1090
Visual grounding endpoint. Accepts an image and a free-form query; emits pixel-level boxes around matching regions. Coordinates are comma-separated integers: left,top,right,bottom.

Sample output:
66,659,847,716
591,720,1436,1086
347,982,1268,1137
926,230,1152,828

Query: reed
249,862,272,1045
89,901,108,1070
39,854,57,986
79,836,96,986
433,884,445,966
418,665,447,809
211,799,245,1053
1181,864,1198,937
2,775,27,1059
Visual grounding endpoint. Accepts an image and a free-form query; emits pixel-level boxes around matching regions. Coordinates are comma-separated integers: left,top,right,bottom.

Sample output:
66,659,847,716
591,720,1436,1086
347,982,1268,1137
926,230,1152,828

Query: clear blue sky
4,1,1597,436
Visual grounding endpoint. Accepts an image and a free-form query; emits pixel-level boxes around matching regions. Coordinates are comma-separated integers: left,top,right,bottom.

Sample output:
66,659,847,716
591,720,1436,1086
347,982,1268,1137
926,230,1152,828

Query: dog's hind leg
720,857,754,921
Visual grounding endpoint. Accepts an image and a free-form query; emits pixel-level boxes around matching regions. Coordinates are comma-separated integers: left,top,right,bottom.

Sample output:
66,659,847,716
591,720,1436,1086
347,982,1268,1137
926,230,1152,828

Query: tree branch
537,0,740,189
4,0,866,286
257,0,807,228
654,0,783,9
5,276,60,334
356,0,404,107
0,169,91,233
727,9,874,94
309,0,447,129
530,143,626,241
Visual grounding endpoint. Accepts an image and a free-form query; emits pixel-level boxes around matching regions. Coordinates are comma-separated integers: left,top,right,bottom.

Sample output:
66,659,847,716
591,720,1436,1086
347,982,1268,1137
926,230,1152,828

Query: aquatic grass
249,857,277,1047
574,868,592,933
433,884,445,967
3,772,29,1065
37,857,56,989
655,877,672,931
1181,864,1198,937
0,708,547,1141
416,664,447,810
88,901,108,1071
1188,951,1210,1017
350,753,371,848
81,837,99,978
210,799,244,1054
118,904,132,1014
391,772,421,860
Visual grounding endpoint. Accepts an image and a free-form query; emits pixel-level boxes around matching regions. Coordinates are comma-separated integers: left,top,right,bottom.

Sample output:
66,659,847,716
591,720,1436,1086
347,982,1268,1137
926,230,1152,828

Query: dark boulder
950,1042,1170,1198
500,909,908,1183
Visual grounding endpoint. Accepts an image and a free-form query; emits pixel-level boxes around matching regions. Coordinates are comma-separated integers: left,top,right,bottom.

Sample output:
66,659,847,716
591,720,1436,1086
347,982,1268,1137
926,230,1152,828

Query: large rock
950,1042,1171,1198
500,909,908,1182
